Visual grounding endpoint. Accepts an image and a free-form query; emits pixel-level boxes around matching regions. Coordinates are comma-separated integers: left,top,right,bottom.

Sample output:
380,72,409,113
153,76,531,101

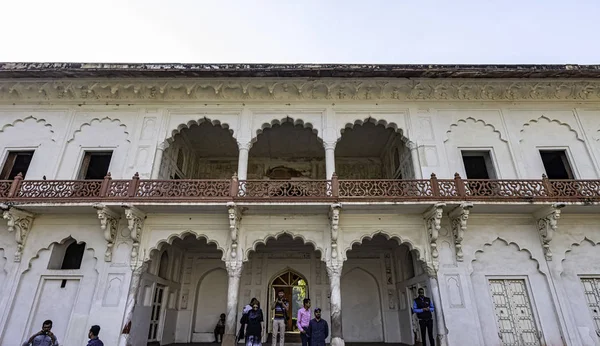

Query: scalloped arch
519,115,583,142
23,236,98,274
167,116,235,145
146,231,226,261
252,117,320,144
445,117,507,143
560,237,600,266
244,230,323,262
68,117,130,143
339,117,410,143
343,230,425,264
0,115,55,142
470,237,541,275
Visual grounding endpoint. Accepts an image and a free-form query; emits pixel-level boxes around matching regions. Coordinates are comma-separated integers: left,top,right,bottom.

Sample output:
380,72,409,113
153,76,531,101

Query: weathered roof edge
1,63,600,79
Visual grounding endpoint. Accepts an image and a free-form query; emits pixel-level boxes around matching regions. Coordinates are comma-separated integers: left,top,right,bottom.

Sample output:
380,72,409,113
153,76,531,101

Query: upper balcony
1,173,598,205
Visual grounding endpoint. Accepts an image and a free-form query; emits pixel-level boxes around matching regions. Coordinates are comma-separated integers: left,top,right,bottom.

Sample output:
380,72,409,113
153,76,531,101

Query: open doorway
269,270,309,332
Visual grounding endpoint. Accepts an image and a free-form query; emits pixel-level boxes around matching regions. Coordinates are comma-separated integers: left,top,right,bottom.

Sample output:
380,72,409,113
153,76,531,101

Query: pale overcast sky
2,0,598,64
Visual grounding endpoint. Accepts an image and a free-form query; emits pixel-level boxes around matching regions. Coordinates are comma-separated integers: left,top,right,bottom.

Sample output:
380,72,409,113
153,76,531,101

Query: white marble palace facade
0,63,600,346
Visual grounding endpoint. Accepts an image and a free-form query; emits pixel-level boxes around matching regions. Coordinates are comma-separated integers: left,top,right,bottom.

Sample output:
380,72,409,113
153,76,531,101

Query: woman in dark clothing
245,301,264,346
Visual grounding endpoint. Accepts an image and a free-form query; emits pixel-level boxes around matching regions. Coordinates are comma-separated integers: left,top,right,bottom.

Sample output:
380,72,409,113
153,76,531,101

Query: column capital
324,141,337,151
1,206,34,262
93,203,120,262
225,260,244,278
325,260,344,278
534,203,565,261
237,141,253,151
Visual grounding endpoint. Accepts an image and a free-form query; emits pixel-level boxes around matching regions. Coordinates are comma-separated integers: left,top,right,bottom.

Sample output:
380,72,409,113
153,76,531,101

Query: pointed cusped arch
167,116,236,145
244,230,323,262
146,231,226,262
0,116,56,141
519,115,584,142
68,117,130,143
559,237,600,268
252,116,321,144
445,117,507,143
24,236,99,274
469,237,543,275
339,117,410,143
342,230,425,264
268,266,309,286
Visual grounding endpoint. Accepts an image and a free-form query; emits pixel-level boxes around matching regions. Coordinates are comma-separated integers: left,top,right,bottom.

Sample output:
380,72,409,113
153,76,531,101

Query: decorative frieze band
2,78,600,102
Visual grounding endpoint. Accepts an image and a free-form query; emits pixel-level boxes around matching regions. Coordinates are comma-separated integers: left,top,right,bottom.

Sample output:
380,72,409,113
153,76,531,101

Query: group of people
21,320,103,346
236,289,329,346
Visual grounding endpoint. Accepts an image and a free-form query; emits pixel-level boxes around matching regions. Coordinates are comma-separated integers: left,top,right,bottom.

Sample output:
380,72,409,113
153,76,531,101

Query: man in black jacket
412,288,435,346
306,308,328,346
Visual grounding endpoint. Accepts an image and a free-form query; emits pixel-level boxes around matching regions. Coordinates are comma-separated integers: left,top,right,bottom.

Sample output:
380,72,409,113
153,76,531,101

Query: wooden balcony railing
0,172,599,203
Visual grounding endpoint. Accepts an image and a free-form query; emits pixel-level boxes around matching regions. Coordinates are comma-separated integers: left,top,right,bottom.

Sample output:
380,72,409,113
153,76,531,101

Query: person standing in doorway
271,289,289,346
245,301,265,346
22,320,58,346
87,325,104,346
214,313,226,343
306,308,328,346
297,298,311,346
412,288,435,346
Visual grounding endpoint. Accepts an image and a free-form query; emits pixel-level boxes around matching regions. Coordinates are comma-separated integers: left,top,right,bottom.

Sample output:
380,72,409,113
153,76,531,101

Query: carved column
326,260,345,346
227,202,241,259
324,142,336,180
425,266,448,346
329,203,341,259
423,203,445,270
94,204,120,262
151,142,167,179
448,202,473,262
118,261,149,346
2,207,34,262
534,203,564,261
122,205,146,268
237,141,252,181
222,260,244,346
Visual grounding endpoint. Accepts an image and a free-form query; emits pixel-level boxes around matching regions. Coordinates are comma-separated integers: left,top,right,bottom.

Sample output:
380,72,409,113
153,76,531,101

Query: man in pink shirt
297,299,311,346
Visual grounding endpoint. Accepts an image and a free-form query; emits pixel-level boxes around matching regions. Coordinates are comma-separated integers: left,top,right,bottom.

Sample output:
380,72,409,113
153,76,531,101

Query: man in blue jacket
87,325,104,346
412,288,435,346
306,308,328,346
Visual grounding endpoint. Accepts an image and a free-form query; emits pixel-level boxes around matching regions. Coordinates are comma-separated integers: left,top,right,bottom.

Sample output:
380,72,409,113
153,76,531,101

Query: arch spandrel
144,230,227,262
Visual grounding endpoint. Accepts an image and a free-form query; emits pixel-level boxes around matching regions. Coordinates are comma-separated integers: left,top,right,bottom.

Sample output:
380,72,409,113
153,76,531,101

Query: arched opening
158,251,169,280
159,120,239,179
336,119,414,179
47,237,86,270
343,233,421,344
249,119,325,179
246,233,321,343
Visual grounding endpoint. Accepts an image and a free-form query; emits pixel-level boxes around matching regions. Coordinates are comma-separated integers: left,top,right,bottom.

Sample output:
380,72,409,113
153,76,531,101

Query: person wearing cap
306,308,328,346
297,298,311,346
87,325,104,346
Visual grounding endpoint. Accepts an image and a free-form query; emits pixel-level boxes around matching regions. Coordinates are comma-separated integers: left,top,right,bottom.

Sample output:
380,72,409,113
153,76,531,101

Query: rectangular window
79,151,113,180
0,151,35,179
539,150,574,179
461,151,496,179
580,278,600,337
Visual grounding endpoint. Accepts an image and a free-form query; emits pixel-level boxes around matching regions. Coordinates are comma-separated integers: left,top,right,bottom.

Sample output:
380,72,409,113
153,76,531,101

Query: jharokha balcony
1,172,599,204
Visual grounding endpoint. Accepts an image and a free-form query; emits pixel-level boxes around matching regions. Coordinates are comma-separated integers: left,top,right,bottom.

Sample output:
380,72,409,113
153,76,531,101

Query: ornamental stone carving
534,203,565,261
1,207,34,262
122,204,146,267
227,202,241,258
448,203,473,262
424,203,445,270
3,79,600,103
329,203,342,259
93,203,120,262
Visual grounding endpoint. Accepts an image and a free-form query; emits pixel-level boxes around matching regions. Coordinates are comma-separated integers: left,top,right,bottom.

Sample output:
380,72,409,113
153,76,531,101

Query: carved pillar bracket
448,202,473,262
423,203,446,270
326,260,345,346
534,203,565,261
223,260,244,344
226,202,242,258
93,203,120,262
122,204,146,268
329,203,342,259
1,206,34,262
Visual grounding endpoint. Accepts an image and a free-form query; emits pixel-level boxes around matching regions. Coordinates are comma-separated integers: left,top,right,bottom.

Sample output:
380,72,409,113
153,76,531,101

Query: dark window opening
461,151,496,179
61,279,67,288
61,242,86,269
540,150,574,179
0,151,35,179
79,151,112,180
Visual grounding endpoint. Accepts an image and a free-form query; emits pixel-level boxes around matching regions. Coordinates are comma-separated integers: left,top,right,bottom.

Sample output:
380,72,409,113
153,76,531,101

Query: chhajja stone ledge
1,78,600,102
